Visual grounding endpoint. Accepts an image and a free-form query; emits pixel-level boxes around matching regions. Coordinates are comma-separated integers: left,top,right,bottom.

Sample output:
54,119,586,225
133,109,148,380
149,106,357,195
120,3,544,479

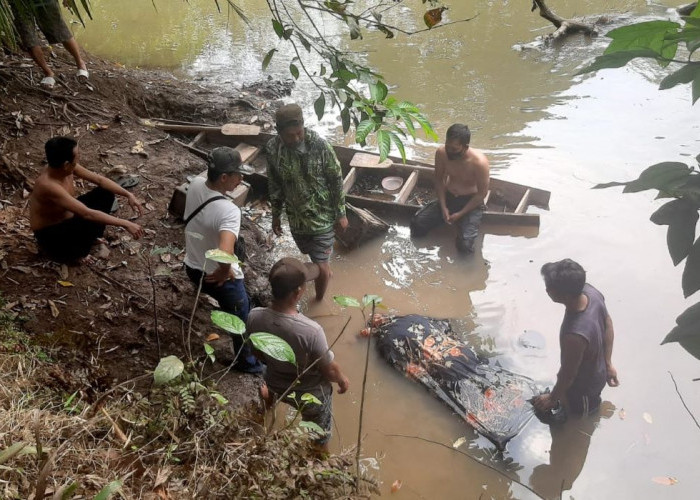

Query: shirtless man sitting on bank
30,136,144,263
410,123,490,253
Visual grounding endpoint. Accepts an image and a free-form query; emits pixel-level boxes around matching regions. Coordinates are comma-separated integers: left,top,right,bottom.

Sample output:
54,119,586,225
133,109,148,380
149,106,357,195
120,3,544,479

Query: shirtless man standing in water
30,136,143,263
410,123,490,253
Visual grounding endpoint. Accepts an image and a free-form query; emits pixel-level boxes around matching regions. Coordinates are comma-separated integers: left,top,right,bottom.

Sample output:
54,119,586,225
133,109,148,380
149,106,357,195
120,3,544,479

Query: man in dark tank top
532,259,619,416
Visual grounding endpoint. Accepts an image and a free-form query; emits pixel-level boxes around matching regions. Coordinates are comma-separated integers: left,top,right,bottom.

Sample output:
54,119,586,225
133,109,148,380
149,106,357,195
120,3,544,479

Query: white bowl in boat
381,176,403,194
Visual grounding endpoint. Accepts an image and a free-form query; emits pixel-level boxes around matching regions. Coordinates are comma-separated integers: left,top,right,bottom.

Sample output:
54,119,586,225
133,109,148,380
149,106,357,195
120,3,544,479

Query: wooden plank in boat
343,167,357,194
396,171,419,204
350,152,393,169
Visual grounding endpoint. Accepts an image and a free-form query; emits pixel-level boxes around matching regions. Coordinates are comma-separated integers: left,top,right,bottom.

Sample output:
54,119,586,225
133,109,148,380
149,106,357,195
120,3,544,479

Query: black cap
275,103,304,130
208,147,254,176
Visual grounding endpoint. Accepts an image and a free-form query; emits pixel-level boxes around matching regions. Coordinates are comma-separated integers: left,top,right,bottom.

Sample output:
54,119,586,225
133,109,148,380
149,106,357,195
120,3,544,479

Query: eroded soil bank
0,47,292,406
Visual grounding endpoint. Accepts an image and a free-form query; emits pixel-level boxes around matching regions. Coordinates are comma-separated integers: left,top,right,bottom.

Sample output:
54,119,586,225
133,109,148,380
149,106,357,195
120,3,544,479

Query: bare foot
78,255,97,265
258,383,273,407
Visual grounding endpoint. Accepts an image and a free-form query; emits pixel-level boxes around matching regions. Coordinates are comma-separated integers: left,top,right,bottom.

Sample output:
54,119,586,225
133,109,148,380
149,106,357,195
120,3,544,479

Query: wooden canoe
179,129,551,227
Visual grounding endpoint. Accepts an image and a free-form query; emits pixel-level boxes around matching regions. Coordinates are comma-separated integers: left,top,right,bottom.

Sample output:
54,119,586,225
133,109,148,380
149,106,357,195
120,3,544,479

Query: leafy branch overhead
595,154,700,359
261,0,473,160
578,4,700,103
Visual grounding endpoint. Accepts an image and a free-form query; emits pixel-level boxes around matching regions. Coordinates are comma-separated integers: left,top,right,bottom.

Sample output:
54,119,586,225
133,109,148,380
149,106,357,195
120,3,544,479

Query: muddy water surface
71,1,700,498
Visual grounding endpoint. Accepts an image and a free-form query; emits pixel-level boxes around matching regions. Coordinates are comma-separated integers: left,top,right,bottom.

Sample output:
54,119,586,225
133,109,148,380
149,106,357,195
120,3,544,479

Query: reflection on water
71,0,700,497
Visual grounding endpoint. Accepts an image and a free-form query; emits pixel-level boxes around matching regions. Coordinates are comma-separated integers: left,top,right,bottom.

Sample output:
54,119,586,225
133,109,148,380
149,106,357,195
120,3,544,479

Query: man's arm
44,182,143,238
74,166,143,216
533,333,587,411
265,143,285,235
604,314,619,386
205,230,237,286
448,155,490,223
434,148,450,222
320,360,349,394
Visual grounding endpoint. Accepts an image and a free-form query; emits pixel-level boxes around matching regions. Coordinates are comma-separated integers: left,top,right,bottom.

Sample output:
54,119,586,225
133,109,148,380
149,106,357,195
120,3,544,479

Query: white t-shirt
183,177,244,280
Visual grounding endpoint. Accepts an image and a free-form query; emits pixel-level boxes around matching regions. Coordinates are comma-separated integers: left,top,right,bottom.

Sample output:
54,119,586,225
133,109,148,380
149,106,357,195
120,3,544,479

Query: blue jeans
186,265,252,358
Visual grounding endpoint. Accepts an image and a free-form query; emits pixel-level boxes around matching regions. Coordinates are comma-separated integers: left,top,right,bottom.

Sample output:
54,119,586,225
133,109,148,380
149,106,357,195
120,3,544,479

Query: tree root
530,0,598,44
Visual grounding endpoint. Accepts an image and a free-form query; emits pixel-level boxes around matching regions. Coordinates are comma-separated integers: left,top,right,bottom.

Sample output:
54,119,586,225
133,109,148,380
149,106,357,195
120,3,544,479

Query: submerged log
335,203,390,250
531,0,598,44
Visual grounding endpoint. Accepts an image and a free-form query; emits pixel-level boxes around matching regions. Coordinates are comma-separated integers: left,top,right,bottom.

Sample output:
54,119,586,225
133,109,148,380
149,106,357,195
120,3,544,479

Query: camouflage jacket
265,128,346,235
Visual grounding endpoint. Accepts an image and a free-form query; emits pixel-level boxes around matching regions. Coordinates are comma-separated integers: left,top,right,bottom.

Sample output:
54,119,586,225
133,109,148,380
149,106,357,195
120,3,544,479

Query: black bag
185,195,246,263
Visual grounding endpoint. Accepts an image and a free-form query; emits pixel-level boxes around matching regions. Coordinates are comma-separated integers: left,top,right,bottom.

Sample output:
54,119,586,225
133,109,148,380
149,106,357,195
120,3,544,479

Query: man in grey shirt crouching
247,257,350,452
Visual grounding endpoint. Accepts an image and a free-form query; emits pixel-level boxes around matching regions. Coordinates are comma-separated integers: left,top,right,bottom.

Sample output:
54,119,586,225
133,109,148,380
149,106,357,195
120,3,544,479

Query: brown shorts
12,0,73,49
291,230,335,263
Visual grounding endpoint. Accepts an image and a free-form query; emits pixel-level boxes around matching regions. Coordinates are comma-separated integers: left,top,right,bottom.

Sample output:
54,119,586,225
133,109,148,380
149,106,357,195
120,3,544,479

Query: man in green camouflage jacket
265,103,348,301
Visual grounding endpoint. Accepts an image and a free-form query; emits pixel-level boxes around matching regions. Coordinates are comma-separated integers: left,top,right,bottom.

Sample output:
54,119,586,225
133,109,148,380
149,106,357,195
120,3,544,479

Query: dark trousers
34,187,114,262
410,192,484,251
185,265,253,360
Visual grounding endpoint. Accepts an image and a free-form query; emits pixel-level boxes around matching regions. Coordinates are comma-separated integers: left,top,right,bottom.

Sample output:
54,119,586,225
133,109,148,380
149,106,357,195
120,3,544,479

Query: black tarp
375,314,539,450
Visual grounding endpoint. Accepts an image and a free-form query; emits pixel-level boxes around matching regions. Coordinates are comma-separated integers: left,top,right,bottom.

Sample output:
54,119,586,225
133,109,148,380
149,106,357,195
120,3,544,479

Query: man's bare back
30,169,78,230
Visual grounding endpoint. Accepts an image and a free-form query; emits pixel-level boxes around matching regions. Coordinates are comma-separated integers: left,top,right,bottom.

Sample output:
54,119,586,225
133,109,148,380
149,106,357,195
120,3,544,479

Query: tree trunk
531,0,598,44
335,204,390,250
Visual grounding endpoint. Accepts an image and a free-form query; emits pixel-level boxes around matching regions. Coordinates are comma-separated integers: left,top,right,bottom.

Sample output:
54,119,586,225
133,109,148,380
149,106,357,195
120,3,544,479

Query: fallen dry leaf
48,300,59,318
652,476,678,486
619,408,626,420
643,412,653,424
57,280,74,287
206,333,220,342
453,436,467,449
391,480,402,493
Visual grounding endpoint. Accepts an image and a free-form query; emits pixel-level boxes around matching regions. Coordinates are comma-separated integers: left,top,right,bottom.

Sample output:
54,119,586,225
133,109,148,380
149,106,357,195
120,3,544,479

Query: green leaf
211,310,246,335
153,356,184,386
389,132,407,163
659,63,700,91
413,113,439,141
262,49,277,71
314,93,326,121
333,295,361,308
347,17,362,40
204,343,215,363
297,34,311,52
682,236,700,297
211,392,229,405
649,198,700,268
301,392,322,405
319,64,326,76
593,181,629,189
283,28,294,40
250,332,296,365
57,481,79,499
205,249,239,265
338,69,357,82
676,301,700,327
340,107,351,133
661,310,700,360
362,294,383,308
377,130,391,162
355,119,376,144
576,49,663,75
605,21,680,58
94,480,123,500
0,442,27,465
299,420,325,434
693,75,700,104
290,63,300,79
272,19,284,38
623,162,693,193
369,81,388,102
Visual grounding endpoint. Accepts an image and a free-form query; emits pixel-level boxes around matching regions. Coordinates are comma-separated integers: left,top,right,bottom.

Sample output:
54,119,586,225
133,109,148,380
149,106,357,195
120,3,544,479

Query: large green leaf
333,295,361,308
676,301,700,327
623,162,693,193
289,63,300,79
693,75,700,104
205,249,239,265
369,81,388,102
272,18,284,38
94,480,123,500
661,306,700,360
650,199,699,265
249,332,296,365
301,392,322,405
362,294,383,307
355,119,376,144
211,310,246,335
314,92,326,121
682,236,700,297
388,132,406,163
577,49,662,75
153,356,184,386
377,130,391,161
659,63,700,91
299,420,325,434
605,21,680,60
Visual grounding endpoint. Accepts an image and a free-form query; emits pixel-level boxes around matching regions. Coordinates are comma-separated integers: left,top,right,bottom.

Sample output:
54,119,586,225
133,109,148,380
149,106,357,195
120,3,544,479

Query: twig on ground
145,250,162,357
355,301,375,493
668,371,700,432
186,271,206,364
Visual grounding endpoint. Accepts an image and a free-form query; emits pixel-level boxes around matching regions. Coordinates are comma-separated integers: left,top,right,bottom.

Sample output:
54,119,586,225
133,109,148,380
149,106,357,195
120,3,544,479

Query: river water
71,1,700,498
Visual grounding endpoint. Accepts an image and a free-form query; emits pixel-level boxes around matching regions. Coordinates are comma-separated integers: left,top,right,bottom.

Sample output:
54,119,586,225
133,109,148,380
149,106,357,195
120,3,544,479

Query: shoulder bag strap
184,195,227,225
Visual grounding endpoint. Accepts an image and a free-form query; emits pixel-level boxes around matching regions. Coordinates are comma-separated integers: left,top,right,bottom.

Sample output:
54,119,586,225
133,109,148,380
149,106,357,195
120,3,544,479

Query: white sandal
40,76,55,90
76,68,89,81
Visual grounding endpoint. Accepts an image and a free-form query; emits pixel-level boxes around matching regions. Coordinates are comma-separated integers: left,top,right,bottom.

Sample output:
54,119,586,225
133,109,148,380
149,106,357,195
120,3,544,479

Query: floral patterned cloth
375,314,539,450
